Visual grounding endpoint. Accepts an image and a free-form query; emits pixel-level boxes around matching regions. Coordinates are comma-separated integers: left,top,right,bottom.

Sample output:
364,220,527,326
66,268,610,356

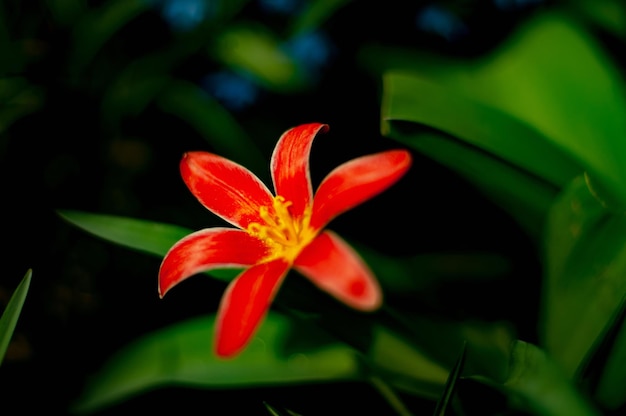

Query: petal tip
215,343,241,359
355,289,383,312
215,329,247,359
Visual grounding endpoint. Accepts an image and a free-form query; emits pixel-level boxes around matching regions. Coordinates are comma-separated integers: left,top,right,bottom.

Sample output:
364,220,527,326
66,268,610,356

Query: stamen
246,195,313,254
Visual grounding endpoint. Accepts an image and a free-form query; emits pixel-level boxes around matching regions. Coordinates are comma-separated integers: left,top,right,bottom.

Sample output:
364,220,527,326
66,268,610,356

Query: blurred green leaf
366,324,449,400
0,3,23,74
56,210,238,282
578,299,626,410
264,402,286,416
542,175,626,408
567,0,626,38
433,341,466,416
101,67,169,126
263,401,303,416
596,322,626,410
376,11,626,208
288,0,353,36
502,340,601,416
71,313,361,414
212,24,309,92
157,80,266,173
370,312,514,399
0,269,32,367
264,402,281,416
0,78,44,143
45,0,86,26
70,0,149,74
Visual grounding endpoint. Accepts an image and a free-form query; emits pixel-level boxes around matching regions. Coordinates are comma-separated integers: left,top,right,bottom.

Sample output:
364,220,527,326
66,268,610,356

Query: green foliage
0,269,31,367
433,341,466,416
543,175,626,410
503,341,600,416
58,208,514,411
71,313,361,414
377,7,626,415
377,11,626,237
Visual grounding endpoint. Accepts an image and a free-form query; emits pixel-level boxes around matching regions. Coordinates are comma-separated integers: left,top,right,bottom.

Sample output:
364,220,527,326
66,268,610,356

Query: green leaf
71,313,361,414
567,0,626,39
212,24,310,92
263,402,287,416
578,299,626,410
503,340,601,416
541,175,626,408
376,11,626,208
370,312,514,399
56,210,238,282
287,0,353,36
0,78,44,142
381,73,579,190
45,0,86,26
0,269,32,367
366,324,449,400
593,310,626,410
433,341,466,416
57,210,191,258
69,0,149,74
263,402,303,416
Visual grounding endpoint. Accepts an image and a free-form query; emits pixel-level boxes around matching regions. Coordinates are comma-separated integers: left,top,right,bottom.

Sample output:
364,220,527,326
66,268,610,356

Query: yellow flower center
247,196,315,262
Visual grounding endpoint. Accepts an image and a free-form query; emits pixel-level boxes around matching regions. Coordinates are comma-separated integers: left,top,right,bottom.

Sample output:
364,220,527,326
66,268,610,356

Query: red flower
159,123,412,358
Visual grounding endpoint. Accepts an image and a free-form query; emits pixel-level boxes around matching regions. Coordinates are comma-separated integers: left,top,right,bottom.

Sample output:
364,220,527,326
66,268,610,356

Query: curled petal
294,230,382,311
181,151,274,229
215,259,290,358
271,123,328,218
310,150,412,229
159,228,270,297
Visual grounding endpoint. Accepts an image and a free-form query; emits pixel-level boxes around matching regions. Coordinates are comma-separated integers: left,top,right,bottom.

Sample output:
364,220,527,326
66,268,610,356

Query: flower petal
215,259,290,357
159,228,270,297
181,151,275,229
294,230,382,311
310,149,412,229
271,123,328,218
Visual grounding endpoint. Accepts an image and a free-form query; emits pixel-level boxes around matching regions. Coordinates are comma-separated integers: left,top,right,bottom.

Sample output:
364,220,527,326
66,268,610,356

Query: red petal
215,259,290,358
294,231,382,311
181,151,274,229
159,228,270,297
271,123,328,218
310,150,412,229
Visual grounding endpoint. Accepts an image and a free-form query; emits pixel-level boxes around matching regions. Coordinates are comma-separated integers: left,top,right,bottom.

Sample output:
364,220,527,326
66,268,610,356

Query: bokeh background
1,0,624,414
